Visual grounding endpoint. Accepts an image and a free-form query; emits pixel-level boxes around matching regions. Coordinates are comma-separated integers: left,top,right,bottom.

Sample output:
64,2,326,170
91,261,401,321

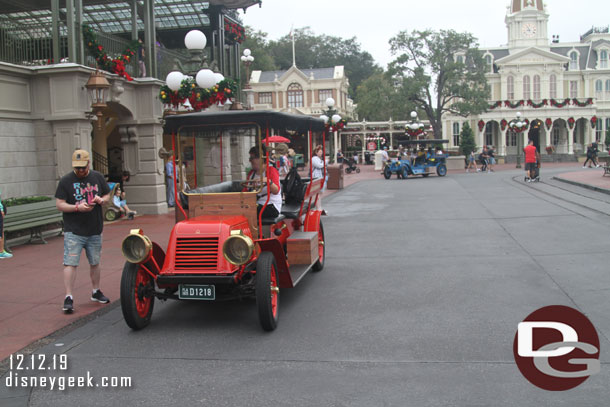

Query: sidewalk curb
552,176,610,195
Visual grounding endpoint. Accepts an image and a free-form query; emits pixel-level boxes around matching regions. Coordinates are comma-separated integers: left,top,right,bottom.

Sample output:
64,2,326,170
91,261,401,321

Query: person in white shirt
311,145,325,180
381,146,389,162
246,146,282,218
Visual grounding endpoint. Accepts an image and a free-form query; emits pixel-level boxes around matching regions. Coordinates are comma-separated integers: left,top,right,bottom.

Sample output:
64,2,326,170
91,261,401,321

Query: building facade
443,0,610,158
249,65,356,119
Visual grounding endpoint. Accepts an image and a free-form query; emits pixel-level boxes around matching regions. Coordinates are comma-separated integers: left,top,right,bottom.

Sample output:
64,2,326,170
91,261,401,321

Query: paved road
3,168,610,406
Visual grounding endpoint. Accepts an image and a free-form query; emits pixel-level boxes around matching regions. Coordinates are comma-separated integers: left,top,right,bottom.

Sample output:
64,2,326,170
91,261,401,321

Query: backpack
283,167,306,204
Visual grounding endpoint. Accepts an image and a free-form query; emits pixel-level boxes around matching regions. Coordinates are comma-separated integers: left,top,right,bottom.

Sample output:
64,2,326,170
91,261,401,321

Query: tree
388,29,490,138
356,72,415,121
459,122,477,156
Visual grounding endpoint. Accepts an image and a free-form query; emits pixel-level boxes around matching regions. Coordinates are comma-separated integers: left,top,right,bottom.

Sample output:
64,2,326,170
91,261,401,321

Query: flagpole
290,25,296,67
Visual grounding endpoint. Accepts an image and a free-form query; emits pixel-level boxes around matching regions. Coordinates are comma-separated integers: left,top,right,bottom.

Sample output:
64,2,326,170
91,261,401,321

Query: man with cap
55,149,111,313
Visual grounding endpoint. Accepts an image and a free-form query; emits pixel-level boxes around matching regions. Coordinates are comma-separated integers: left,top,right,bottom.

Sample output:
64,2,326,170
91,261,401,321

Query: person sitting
113,187,136,220
245,146,282,219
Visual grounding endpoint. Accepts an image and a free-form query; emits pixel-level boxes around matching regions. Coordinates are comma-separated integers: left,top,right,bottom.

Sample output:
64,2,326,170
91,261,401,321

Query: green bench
4,199,63,247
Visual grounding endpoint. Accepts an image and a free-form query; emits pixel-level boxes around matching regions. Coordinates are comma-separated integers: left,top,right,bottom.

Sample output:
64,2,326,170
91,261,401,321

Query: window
507,76,514,100
506,131,517,147
533,75,541,100
523,75,531,100
318,89,333,104
549,74,557,98
456,55,464,64
485,123,493,146
570,81,578,98
606,79,610,93
601,50,608,69
485,55,493,72
553,126,560,145
570,51,579,70
606,118,610,138
596,118,603,141
452,123,460,146
596,80,603,99
258,92,272,105
287,83,304,108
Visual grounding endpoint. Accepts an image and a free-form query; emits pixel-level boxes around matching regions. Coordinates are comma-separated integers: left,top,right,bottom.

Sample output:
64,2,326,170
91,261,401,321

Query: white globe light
196,69,216,89
166,71,184,91
214,73,225,84
184,30,207,50
243,48,251,57
331,114,342,124
319,115,329,124
240,55,247,62
516,112,522,118
247,55,254,62
325,97,335,108
410,111,417,119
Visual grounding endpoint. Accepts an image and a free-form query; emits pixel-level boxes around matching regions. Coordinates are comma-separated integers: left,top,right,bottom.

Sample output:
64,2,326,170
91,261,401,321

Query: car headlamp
223,231,254,266
122,229,153,264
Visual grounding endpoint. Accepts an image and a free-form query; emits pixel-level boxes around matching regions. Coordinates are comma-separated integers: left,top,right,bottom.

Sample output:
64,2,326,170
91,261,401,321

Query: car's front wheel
436,164,447,177
256,252,280,331
383,167,392,179
120,262,155,330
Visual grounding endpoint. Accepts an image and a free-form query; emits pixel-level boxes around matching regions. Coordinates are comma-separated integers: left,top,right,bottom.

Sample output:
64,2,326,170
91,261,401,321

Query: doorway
528,120,542,152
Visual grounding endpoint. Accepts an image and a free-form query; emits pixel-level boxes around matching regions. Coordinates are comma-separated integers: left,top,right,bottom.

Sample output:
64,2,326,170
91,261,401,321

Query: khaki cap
72,150,90,167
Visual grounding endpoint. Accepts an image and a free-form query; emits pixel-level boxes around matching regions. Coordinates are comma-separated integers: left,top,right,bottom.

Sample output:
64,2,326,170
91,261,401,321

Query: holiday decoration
478,120,485,132
159,76,238,111
527,99,548,108
82,24,137,81
572,98,593,107
488,101,502,110
500,119,508,131
545,118,552,130
567,117,576,129
325,118,348,133
591,115,598,128
550,98,570,108
505,100,524,109
224,18,246,43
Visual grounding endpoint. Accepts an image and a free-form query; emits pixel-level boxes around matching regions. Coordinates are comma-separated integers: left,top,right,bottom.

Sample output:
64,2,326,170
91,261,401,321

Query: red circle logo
513,305,600,391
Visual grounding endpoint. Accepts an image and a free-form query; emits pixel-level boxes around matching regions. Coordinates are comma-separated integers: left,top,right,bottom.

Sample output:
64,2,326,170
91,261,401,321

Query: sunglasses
74,166,87,171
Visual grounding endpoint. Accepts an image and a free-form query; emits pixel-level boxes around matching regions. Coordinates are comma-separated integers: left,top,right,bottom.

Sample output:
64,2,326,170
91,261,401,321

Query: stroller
344,157,360,174
524,162,540,182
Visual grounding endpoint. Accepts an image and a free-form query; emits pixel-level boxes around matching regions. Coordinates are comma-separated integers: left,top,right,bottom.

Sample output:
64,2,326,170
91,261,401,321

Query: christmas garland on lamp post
159,76,238,112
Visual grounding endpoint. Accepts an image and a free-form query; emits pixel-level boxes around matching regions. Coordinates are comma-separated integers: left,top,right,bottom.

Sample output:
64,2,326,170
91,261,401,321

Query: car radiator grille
175,237,219,270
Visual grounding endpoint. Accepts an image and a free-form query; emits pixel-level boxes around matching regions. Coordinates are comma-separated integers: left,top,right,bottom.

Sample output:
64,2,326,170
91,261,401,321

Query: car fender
304,210,322,233
257,238,293,288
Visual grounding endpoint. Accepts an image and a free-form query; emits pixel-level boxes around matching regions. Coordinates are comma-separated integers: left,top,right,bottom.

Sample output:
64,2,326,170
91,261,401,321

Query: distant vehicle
383,140,449,179
120,111,328,332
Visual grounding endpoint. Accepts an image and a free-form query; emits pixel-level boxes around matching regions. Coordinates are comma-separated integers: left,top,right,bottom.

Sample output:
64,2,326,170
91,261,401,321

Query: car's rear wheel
312,222,325,272
383,167,392,179
120,262,155,330
355,167,360,173
256,252,280,331
402,167,409,179
436,164,447,177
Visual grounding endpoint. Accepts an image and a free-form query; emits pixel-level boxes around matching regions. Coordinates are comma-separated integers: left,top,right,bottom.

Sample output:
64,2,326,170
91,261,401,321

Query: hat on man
72,149,90,167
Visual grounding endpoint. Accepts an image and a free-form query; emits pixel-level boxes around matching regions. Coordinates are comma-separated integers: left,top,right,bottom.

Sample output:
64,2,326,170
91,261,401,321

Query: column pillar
51,0,60,62
75,0,84,64
568,128,574,154
66,0,76,63
499,129,507,156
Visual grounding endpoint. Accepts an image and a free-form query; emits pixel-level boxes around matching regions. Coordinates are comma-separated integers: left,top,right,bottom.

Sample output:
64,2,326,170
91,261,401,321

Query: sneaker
476,169,481,172
466,169,469,173
127,212,135,220
583,166,587,168
0,251,13,259
63,296,74,313
91,289,110,304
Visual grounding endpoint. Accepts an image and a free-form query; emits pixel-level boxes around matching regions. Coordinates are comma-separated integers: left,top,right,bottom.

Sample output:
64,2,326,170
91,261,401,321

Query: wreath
545,118,552,130
591,116,598,128
550,98,570,108
500,119,508,131
327,119,348,133
567,117,576,129
82,24,137,81
159,76,238,111
477,120,486,132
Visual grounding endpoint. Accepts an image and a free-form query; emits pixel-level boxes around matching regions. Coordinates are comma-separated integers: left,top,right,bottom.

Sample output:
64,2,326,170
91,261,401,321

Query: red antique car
120,111,327,331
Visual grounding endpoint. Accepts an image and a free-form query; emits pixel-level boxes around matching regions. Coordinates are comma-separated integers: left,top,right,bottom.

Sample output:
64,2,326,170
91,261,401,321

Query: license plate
178,284,215,300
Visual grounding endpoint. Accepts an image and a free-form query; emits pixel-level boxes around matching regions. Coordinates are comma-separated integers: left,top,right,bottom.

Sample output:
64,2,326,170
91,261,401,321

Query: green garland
82,24,138,81
159,76,239,111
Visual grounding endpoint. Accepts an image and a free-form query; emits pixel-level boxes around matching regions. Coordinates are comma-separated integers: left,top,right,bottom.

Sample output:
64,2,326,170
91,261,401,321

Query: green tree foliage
355,72,415,121
459,122,477,156
244,26,379,97
388,29,490,138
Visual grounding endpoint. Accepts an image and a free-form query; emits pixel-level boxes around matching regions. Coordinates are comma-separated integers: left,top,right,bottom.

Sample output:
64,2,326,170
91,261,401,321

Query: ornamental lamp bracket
85,70,111,130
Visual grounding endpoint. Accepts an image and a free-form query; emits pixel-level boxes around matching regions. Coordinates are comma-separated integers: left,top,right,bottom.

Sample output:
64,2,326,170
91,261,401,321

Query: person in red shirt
523,139,540,182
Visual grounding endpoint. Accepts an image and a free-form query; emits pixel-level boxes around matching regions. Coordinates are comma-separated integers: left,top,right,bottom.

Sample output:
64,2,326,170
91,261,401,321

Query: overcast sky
239,0,610,68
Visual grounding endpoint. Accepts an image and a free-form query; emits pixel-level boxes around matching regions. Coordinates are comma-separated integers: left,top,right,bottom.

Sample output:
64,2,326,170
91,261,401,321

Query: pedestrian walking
478,146,489,172
466,151,478,173
487,145,496,172
583,141,600,168
0,190,12,259
524,139,540,182
54,150,111,313
165,155,175,207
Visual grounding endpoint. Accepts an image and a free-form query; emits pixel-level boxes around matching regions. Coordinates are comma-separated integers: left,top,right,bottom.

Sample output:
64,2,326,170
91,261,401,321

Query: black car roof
164,110,326,134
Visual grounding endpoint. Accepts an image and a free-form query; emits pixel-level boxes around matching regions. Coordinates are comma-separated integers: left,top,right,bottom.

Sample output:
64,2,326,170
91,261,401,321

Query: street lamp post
319,97,342,163
405,111,425,139
510,112,529,169
85,70,111,131
240,49,254,109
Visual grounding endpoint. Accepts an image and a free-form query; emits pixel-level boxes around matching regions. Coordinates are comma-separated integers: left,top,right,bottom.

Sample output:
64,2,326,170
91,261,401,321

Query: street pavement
3,165,610,406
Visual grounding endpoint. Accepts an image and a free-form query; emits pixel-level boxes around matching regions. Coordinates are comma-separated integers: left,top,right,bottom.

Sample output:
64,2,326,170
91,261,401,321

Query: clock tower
505,0,549,51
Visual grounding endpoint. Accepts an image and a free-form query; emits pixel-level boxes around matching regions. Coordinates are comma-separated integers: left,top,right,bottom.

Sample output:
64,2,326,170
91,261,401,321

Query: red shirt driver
523,139,540,181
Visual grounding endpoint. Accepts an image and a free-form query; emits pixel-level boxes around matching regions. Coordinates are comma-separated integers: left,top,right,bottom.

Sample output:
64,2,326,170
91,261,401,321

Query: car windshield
176,124,259,192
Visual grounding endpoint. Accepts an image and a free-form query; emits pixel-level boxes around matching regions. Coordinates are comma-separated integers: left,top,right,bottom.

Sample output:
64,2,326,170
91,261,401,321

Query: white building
444,0,610,159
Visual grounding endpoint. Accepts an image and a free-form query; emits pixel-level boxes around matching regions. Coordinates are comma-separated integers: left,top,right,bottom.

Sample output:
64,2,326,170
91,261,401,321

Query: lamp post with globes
510,112,529,169
240,49,254,109
404,111,425,140
319,98,342,164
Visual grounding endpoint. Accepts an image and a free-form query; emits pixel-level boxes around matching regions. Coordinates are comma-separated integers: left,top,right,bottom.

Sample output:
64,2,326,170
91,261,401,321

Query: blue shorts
63,232,102,267
117,200,126,208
